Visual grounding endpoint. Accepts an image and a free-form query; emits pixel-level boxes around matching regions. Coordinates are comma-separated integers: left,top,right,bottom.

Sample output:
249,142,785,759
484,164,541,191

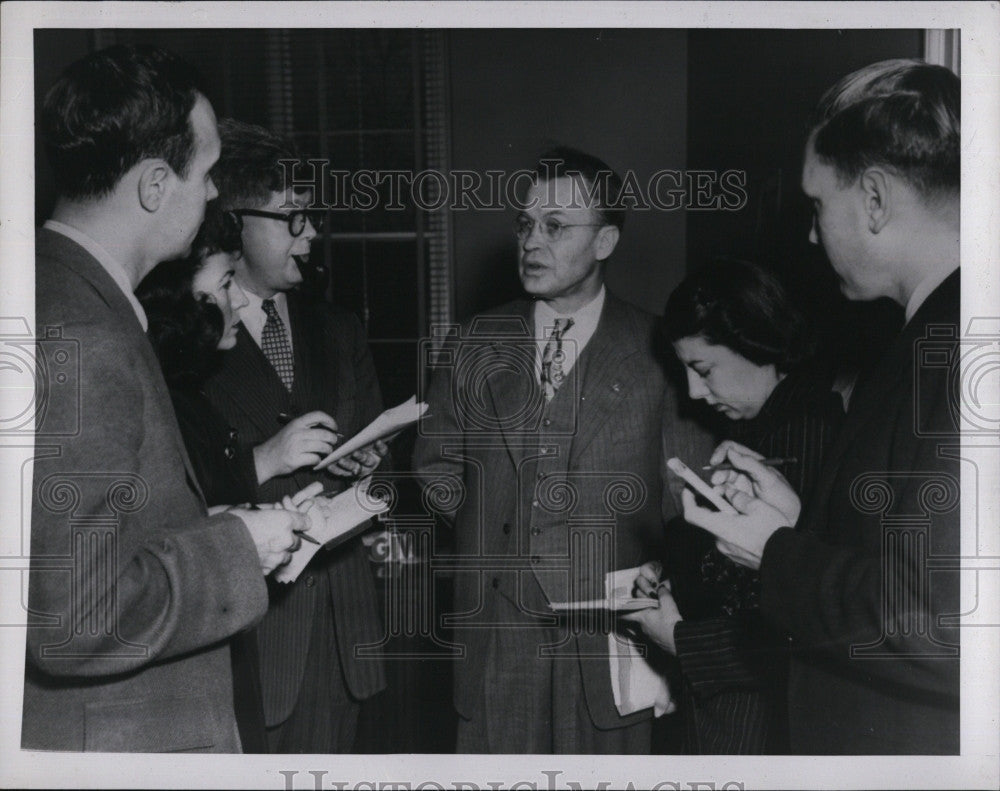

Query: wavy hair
137,203,243,386
661,258,816,373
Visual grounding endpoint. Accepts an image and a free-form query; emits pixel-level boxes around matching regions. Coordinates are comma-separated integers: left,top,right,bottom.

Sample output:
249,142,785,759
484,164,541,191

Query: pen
702,456,797,472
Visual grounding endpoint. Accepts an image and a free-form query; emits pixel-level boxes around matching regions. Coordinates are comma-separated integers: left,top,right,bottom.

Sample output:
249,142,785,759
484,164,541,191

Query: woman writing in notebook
628,258,844,754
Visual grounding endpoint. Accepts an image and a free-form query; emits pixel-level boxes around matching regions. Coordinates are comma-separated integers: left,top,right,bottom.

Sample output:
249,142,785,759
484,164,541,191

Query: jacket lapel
482,301,539,467
213,324,290,436
800,269,960,528
42,231,205,501
287,296,339,419
569,294,643,464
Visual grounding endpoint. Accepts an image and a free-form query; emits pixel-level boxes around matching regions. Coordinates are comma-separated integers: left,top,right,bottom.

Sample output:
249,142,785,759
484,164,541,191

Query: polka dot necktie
261,298,294,391
540,317,574,402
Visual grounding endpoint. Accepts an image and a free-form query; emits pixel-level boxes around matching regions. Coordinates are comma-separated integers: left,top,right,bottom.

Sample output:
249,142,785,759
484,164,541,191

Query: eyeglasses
229,209,324,237
514,215,605,243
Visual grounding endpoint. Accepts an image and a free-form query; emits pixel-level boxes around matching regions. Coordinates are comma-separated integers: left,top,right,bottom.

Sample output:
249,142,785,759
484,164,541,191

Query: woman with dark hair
627,258,844,754
137,204,336,752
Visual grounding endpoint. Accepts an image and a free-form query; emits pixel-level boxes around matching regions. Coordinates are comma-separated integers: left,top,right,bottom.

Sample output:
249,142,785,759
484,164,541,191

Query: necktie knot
262,298,279,318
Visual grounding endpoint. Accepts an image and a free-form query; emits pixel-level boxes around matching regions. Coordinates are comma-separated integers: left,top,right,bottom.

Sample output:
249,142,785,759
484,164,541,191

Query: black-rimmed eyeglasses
229,209,324,237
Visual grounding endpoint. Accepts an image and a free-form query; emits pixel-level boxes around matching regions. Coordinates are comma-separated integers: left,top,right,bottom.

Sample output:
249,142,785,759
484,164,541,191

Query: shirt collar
236,287,291,349
43,219,148,331
905,265,958,324
533,286,606,338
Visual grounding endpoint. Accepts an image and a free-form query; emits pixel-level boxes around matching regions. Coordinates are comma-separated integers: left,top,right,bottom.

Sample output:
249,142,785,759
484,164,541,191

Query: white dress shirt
237,289,294,353
43,220,148,331
532,286,606,384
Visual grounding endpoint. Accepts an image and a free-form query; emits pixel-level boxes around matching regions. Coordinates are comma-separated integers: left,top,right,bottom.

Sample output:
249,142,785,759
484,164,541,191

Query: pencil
702,456,797,472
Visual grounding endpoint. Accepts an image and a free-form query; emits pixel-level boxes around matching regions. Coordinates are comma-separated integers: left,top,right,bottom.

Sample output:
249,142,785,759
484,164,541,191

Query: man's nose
521,221,543,250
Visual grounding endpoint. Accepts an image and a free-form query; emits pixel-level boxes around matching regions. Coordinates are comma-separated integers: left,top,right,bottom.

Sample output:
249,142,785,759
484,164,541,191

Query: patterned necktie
540,317,574,401
261,298,294,391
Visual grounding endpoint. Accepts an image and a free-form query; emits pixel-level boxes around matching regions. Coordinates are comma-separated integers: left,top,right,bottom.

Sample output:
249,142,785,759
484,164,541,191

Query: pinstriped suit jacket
25,229,268,752
414,292,712,730
203,295,386,725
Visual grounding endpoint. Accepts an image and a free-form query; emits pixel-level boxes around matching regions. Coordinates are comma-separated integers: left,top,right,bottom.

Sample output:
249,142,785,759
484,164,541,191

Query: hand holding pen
624,560,683,655
252,410,342,485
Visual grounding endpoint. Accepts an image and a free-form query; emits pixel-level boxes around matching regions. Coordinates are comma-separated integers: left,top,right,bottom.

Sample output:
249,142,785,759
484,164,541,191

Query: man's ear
859,167,891,234
137,160,172,212
595,224,620,261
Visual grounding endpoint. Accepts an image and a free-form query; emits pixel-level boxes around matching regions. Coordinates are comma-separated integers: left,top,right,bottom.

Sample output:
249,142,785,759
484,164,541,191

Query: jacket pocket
84,695,220,752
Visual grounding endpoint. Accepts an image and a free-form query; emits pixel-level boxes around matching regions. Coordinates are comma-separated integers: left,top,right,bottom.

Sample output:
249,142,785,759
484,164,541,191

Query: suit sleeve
28,323,268,677
411,335,466,525
759,378,959,702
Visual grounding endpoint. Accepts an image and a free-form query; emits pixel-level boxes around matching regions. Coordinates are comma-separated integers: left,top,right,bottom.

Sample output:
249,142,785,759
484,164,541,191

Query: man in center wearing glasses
414,147,705,752
204,119,388,753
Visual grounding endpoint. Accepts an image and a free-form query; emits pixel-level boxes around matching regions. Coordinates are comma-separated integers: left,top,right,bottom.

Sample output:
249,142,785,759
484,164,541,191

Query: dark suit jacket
760,269,961,754
25,229,268,752
203,295,386,725
413,292,711,729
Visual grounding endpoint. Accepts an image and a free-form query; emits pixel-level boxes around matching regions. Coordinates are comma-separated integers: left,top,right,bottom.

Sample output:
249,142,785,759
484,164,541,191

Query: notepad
313,396,428,471
274,479,390,583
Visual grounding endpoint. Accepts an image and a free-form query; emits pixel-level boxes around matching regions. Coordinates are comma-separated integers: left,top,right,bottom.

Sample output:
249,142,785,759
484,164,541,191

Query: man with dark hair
27,45,306,752
204,119,388,753
413,146,708,752
683,59,961,754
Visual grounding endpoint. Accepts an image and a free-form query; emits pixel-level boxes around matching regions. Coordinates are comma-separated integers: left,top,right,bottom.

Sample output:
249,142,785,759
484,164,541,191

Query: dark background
34,28,923,752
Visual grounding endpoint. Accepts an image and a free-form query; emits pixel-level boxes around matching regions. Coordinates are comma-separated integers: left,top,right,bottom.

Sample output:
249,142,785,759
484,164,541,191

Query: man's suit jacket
413,292,709,729
203,295,386,726
760,269,961,754
24,229,268,752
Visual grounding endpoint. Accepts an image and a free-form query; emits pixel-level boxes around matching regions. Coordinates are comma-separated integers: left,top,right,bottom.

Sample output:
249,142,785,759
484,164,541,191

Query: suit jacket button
304,575,315,588
542,418,552,427
502,523,511,534
224,446,236,460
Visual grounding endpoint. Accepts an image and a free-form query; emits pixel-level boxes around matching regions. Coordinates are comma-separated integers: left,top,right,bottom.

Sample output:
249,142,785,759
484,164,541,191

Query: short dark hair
661,258,816,373
213,119,302,210
809,59,960,199
532,146,626,230
137,202,242,385
41,45,207,200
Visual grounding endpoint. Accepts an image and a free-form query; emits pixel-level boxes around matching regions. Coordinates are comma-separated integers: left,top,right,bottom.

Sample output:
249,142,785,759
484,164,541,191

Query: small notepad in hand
314,396,428,471
548,597,659,612
274,479,390,584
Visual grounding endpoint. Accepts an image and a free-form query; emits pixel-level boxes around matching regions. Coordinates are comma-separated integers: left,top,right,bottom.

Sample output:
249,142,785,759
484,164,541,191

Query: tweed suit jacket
760,269,961,754
203,294,386,725
24,229,268,752
414,292,710,729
